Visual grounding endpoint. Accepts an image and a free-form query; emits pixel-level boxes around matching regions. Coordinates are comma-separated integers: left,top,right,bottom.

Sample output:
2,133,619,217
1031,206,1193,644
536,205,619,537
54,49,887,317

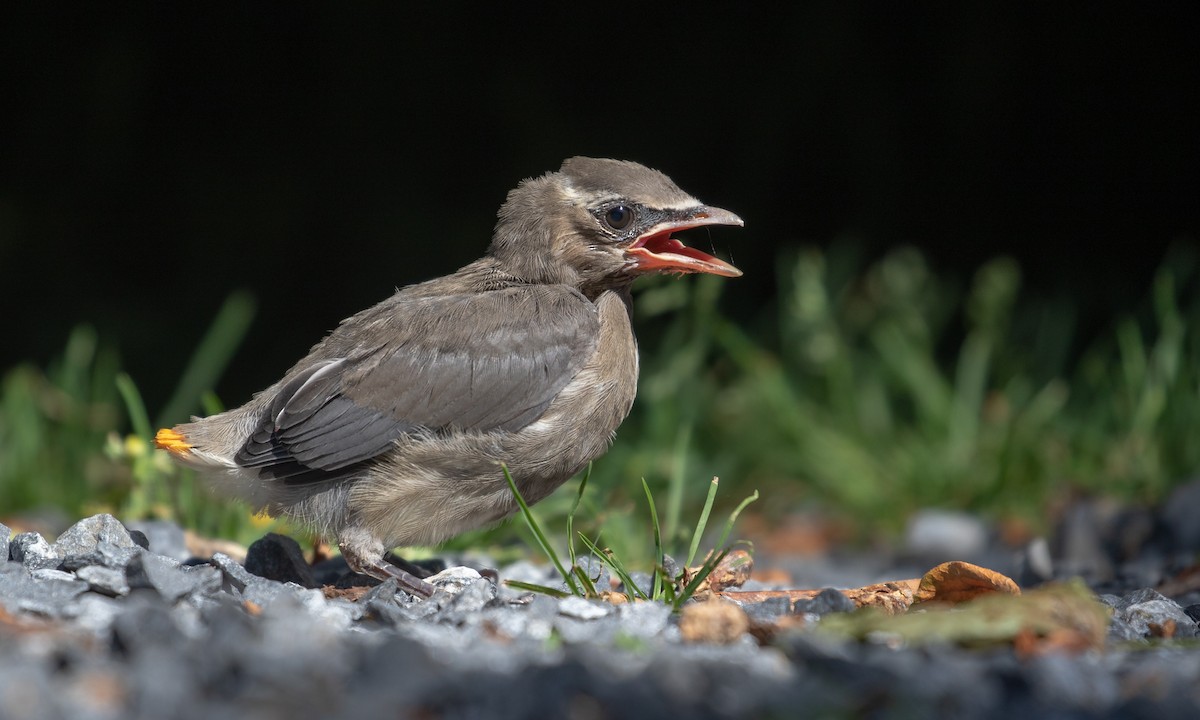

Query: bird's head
489,157,742,295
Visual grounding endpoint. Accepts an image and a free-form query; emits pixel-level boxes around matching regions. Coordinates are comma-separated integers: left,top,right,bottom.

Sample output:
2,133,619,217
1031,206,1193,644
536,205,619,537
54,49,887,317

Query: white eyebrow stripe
658,197,702,210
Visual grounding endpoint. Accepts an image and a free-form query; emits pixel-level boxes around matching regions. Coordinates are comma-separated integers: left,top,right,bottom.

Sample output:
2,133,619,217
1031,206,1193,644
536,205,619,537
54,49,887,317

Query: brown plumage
155,157,742,596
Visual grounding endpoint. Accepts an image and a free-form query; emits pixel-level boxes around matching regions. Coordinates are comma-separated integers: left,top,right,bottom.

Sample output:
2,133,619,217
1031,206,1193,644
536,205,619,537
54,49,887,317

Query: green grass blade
577,532,648,600
504,580,571,598
686,477,720,567
642,477,664,599
676,547,731,609
567,463,591,569
714,490,759,551
571,565,599,597
502,464,580,595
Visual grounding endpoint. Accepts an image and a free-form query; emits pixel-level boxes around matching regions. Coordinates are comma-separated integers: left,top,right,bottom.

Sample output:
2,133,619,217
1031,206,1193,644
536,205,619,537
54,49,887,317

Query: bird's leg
382,552,435,579
338,528,436,599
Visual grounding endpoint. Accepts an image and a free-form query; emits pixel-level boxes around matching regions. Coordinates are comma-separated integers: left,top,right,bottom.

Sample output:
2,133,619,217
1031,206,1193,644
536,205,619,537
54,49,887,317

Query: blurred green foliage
2,244,1198,557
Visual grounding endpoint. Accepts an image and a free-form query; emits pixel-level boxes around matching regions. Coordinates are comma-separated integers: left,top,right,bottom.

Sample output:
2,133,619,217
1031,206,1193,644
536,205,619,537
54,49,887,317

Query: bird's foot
339,530,437,599
357,557,438,599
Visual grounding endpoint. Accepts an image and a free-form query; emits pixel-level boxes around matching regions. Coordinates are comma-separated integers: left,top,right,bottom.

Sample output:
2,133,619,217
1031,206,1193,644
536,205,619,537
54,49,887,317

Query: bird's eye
604,205,634,231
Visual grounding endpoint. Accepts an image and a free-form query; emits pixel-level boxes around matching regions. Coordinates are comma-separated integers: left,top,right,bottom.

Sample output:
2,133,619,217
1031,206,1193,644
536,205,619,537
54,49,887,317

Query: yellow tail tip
154,428,193,455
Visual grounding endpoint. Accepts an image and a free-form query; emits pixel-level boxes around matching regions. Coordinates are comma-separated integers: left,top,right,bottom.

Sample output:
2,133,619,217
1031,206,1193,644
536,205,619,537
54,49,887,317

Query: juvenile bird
155,157,742,596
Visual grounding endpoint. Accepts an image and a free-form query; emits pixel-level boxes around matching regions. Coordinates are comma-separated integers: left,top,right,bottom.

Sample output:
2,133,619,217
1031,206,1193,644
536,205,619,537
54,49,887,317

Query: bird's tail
154,427,193,457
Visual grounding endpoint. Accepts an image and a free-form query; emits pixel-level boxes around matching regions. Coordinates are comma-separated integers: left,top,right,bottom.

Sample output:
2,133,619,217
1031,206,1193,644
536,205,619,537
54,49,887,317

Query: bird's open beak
625,206,743,278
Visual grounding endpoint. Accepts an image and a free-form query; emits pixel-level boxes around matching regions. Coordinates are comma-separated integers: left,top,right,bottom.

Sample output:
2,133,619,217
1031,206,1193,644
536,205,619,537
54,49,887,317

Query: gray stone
1108,588,1199,640
741,596,793,624
241,577,309,609
554,611,619,645
126,520,191,561
359,579,408,627
244,532,318,588
622,572,654,598
54,513,141,572
210,551,257,592
0,562,87,616
9,531,60,571
1028,654,1119,711
576,555,614,594
77,564,132,597
0,522,10,561
68,592,125,635
616,599,672,638
794,588,855,616
904,509,989,560
110,599,185,655
427,566,484,595
58,540,139,572
31,567,77,582
435,578,498,622
127,550,221,603
558,595,612,620
54,513,139,555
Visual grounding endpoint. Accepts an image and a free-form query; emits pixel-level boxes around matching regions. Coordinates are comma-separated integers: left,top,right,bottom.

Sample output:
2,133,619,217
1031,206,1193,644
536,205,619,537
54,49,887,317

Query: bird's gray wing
234,285,600,484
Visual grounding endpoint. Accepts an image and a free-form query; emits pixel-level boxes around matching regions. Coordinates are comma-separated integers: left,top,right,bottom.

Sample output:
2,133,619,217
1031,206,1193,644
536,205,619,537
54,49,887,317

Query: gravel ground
2,484,1199,720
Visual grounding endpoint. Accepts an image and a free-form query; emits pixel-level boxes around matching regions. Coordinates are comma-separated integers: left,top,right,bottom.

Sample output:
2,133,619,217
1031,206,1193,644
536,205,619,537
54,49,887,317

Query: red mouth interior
633,230,725,264
625,218,741,277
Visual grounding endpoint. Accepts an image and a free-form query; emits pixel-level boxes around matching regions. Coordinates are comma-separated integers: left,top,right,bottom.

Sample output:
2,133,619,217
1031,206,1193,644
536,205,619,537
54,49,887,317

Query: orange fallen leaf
915,561,1020,604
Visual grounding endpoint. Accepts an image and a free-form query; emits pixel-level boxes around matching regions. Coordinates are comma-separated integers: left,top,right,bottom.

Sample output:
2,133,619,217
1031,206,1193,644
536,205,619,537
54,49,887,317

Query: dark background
2,4,1196,413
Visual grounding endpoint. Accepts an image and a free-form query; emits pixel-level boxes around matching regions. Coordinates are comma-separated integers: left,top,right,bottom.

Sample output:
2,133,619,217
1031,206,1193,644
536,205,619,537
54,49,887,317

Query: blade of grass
567,463,591,569
675,540,756,610
642,478,664,599
674,489,758,609
571,565,598,597
686,477,720,567
676,547,732,609
576,532,648,600
504,580,571,598
713,490,759,553
502,464,580,596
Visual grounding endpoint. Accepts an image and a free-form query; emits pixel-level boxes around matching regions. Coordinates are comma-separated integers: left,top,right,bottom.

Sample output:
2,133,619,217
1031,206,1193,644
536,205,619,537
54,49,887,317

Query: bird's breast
504,288,638,502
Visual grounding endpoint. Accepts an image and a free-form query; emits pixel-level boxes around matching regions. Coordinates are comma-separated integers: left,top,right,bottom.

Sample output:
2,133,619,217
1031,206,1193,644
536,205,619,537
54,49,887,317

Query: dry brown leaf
323,585,373,602
598,591,629,605
679,599,750,644
846,580,920,615
709,549,754,592
685,549,754,601
721,579,920,616
915,561,1020,604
